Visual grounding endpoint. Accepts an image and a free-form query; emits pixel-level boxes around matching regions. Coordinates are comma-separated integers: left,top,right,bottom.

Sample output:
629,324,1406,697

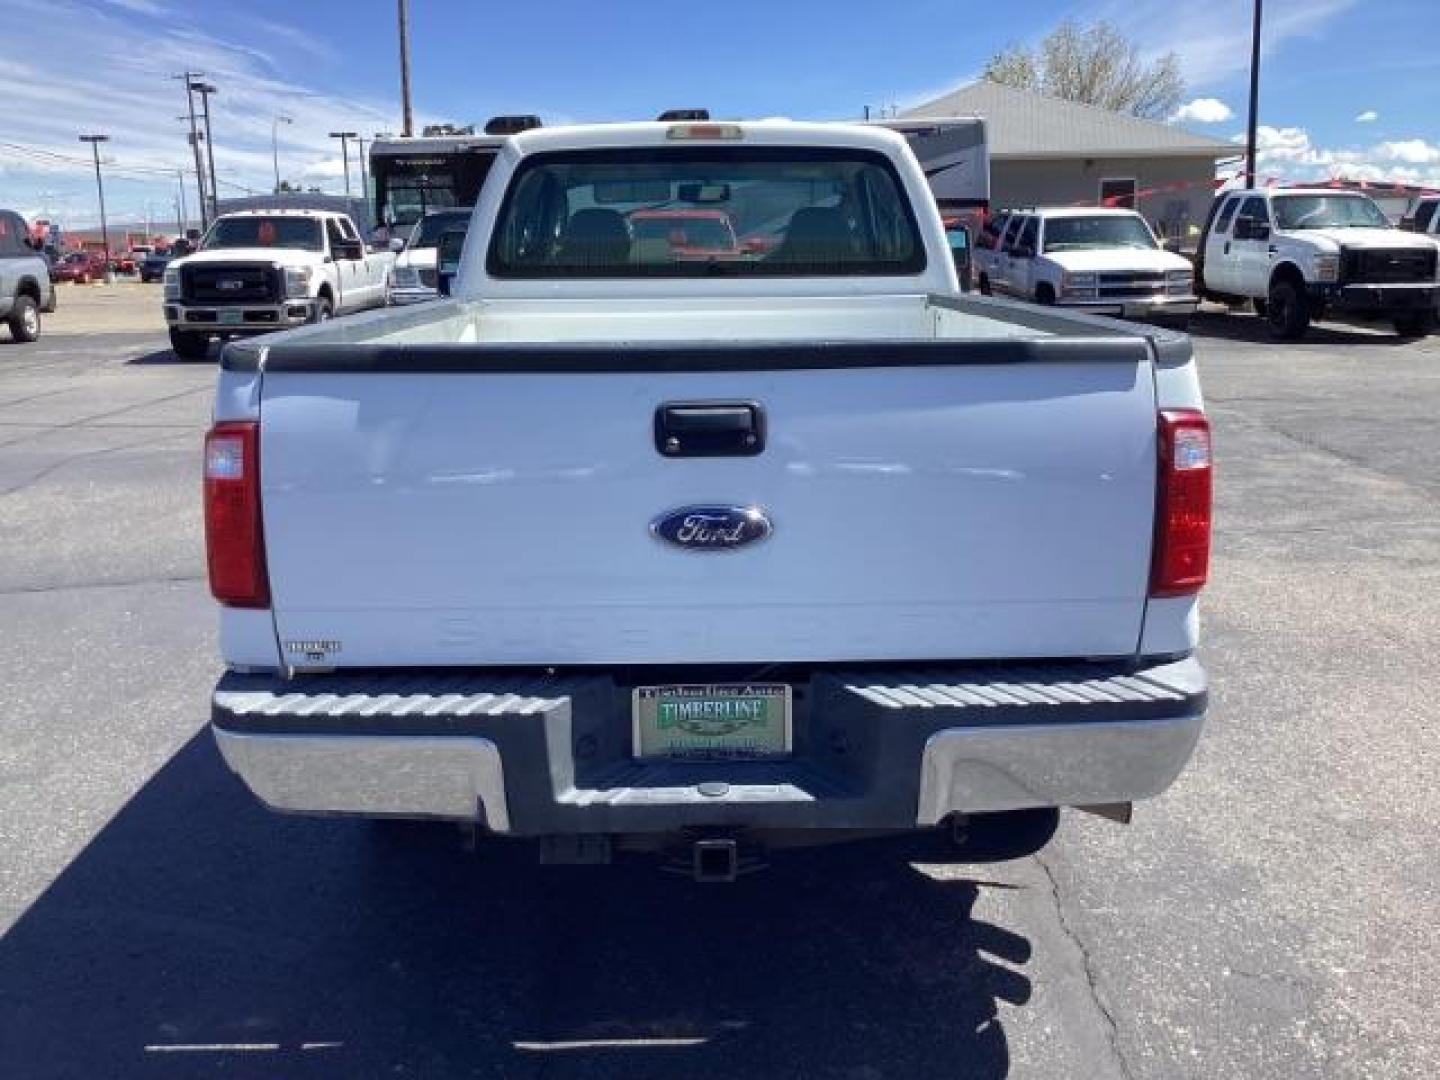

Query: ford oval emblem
651,505,772,551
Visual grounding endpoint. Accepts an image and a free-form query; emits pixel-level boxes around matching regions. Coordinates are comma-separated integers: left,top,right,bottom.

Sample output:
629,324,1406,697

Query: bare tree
982,20,1185,120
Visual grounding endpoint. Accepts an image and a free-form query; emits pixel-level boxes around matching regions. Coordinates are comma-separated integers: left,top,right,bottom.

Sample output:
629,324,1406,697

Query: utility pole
192,80,220,218
174,195,183,236
329,131,357,197
356,135,371,225
79,134,112,282
176,169,188,235
272,114,293,193
397,0,414,137
175,72,209,229
1245,0,1263,188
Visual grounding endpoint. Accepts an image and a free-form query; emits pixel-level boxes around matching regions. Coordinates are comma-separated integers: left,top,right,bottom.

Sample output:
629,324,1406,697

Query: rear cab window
486,146,926,278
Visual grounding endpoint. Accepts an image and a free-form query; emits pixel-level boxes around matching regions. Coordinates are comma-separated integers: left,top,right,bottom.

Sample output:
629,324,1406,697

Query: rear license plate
218,309,244,325
632,684,791,760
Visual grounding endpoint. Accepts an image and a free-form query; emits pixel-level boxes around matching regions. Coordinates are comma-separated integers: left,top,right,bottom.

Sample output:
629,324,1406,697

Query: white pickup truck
975,207,1197,323
386,207,472,305
205,120,1211,878
165,209,393,359
1197,188,1440,339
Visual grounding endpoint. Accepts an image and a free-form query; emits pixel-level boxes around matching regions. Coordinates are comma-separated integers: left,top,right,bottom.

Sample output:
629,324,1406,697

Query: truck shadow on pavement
1182,310,1419,346
0,732,1032,1079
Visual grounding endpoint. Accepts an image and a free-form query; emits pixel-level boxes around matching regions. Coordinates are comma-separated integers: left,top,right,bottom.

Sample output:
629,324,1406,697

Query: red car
628,208,742,259
53,251,107,284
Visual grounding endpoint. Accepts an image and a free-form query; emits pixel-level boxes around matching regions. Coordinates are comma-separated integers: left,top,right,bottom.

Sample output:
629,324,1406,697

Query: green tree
982,20,1185,120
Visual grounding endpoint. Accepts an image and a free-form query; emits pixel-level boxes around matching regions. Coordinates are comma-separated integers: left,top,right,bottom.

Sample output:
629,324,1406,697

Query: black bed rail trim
244,335,1148,375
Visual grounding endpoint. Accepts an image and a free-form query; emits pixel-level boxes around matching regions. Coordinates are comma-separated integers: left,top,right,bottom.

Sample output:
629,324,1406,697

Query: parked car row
967,188,1440,340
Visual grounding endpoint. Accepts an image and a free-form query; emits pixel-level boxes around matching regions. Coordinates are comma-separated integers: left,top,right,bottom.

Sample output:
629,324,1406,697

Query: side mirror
334,239,365,261
436,228,466,297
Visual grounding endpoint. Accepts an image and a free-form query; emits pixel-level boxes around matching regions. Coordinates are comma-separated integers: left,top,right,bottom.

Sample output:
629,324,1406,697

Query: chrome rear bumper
212,657,1207,834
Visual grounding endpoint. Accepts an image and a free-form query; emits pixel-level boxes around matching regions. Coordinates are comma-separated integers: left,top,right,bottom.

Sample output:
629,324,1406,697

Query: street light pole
79,134,112,282
1245,0,1263,188
272,114,293,193
329,131,357,197
191,81,220,217
397,0,414,137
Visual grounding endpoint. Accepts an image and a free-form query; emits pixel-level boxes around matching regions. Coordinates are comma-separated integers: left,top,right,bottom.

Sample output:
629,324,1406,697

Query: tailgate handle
655,401,765,457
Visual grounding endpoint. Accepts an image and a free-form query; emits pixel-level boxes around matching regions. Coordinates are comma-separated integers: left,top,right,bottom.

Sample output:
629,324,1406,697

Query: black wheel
1251,298,1268,317
1266,278,1310,340
311,295,334,323
1394,310,1436,337
977,274,992,296
1034,284,1056,306
168,327,211,360
7,294,40,342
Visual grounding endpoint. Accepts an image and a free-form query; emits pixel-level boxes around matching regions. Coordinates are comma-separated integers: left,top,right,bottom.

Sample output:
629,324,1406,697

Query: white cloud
100,0,170,14
1375,139,1440,165
1355,110,1379,123
1172,98,1235,124
1224,124,1440,188
1088,0,1356,87
0,0,457,228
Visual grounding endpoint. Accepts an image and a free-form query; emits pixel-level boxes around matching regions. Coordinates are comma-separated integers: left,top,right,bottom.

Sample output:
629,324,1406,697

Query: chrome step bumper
211,657,1207,834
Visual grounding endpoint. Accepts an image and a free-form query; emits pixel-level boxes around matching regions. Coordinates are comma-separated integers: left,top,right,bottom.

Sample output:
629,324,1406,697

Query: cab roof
507,119,909,156
1014,207,1146,219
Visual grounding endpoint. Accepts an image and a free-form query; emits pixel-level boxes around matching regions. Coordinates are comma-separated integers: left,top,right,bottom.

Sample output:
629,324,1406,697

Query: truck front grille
182,263,280,304
1341,248,1437,284
1098,272,1166,299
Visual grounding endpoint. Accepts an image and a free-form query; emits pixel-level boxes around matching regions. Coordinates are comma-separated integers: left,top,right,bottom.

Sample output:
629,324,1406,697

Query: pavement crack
0,430,190,498
1209,404,1440,503
0,573,203,597
1034,851,1134,1080
0,385,208,450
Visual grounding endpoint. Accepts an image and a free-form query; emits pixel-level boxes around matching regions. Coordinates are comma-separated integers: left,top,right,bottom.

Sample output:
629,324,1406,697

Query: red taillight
204,420,269,607
1150,409,1212,597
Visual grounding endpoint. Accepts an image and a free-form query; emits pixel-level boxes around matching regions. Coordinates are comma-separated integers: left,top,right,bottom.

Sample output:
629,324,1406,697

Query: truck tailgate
257,343,1157,666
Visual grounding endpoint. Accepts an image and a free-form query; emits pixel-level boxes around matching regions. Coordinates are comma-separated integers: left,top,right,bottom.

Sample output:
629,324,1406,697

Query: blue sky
3,0,1436,229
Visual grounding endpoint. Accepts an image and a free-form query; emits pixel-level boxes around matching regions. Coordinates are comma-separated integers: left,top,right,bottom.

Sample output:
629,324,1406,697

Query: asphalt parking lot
1,288,1437,1078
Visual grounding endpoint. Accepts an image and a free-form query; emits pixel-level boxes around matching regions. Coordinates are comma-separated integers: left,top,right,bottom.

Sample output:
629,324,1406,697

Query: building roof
903,81,1236,160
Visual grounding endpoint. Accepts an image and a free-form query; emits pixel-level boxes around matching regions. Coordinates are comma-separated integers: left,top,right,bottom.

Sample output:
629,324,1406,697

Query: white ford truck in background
164,209,394,359
974,207,1197,324
205,120,1211,878
1196,188,1440,339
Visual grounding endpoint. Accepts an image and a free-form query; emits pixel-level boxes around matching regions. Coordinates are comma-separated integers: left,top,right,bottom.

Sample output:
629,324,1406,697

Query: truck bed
223,292,1168,361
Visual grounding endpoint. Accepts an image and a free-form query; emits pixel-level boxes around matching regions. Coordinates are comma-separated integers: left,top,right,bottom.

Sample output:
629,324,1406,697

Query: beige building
903,81,1237,243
